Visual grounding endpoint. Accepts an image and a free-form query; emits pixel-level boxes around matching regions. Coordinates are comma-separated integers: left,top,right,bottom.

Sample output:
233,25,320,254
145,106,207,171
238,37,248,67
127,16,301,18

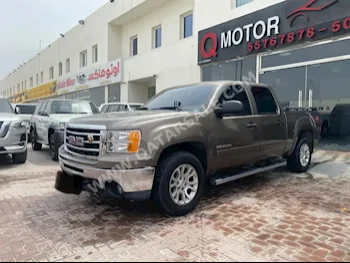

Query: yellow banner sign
26,81,57,101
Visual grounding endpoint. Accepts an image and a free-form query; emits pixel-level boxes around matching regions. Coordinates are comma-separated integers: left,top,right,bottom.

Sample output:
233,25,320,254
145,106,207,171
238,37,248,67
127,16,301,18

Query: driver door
209,84,260,171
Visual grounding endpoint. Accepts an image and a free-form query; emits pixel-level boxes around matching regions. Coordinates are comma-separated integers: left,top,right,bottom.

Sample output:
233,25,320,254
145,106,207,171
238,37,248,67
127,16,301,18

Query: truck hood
0,113,21,123
67,110,190,129
50,114,92,123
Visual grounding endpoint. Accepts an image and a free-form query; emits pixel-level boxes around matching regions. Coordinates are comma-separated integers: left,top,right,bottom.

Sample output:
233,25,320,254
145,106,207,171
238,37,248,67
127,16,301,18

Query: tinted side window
34,103,42,115
39,102,47,114
44,101,51,113
218,85,252,116
251,87,278,115
109,105,121,112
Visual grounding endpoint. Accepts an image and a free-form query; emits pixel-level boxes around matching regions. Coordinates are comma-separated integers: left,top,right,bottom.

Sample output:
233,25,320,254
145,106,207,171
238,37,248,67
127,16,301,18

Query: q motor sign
57,59,122,95
198,0,350,65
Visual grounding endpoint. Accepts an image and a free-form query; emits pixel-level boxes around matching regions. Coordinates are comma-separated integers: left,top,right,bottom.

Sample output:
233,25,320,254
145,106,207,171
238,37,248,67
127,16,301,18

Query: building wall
1,0,285,101
120,0,199,102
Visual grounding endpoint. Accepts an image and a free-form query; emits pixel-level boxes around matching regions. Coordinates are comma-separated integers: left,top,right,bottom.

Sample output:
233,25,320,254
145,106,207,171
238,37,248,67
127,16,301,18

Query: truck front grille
65,126,102,159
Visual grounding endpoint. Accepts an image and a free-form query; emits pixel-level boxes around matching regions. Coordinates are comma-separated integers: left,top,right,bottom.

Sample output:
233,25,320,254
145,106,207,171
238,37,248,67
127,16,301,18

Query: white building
2,0,350,139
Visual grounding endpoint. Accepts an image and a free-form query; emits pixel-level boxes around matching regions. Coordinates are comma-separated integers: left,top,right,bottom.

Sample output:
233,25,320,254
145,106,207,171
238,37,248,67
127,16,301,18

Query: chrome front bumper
0,126,27,155
58,148,155,193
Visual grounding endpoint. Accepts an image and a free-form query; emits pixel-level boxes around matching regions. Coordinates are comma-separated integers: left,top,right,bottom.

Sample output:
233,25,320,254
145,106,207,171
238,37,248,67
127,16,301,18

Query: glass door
259,67,306,108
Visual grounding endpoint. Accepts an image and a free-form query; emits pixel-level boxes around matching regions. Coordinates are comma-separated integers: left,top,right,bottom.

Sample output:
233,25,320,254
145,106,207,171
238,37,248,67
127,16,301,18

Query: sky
0,0,107,79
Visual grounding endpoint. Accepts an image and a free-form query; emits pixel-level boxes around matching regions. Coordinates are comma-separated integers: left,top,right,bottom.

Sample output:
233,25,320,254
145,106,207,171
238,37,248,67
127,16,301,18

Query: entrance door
260,67,306,109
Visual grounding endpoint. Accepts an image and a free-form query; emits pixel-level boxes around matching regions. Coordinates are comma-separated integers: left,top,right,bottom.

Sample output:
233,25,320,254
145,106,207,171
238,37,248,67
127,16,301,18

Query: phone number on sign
247,18,350,52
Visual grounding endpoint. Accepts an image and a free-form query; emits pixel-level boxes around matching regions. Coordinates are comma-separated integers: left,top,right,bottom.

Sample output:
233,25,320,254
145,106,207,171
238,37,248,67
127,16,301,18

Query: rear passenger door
250,86,287,159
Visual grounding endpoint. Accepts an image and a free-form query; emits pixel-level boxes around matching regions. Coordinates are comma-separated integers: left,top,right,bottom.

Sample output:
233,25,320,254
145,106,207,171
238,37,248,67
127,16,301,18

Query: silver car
0,98,28,164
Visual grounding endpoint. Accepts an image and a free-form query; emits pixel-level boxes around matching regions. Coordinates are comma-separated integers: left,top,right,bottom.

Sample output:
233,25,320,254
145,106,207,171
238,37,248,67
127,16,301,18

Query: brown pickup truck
55,81,319,216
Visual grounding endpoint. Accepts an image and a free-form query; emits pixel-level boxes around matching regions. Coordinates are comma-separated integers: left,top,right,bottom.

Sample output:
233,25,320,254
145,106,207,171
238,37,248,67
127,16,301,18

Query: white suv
99,102,143,113
0,98,27,164
30,99,99,161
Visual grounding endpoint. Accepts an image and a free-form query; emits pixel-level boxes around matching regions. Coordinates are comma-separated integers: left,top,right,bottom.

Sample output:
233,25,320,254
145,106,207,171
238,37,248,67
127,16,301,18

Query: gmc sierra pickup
55,81,319,216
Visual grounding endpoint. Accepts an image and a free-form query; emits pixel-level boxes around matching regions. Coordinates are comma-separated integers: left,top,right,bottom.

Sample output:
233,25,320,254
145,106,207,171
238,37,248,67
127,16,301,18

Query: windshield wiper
158,107,183,111
54,111,73,114
138,107,150,111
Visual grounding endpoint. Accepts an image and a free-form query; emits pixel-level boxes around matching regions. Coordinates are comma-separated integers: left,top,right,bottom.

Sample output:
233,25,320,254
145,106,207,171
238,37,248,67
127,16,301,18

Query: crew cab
55,81,319,216
0,98,28,164
30,99,99,161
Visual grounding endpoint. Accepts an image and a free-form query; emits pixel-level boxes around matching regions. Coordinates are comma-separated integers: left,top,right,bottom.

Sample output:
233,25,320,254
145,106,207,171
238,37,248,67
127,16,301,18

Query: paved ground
0,147,350,262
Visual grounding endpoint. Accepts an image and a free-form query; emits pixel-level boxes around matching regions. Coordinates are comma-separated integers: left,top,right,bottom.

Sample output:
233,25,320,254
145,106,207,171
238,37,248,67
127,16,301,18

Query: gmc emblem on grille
68,135,84,146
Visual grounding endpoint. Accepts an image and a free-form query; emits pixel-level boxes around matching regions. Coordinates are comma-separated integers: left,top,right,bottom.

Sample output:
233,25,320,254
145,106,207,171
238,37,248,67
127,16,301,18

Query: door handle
247,122,257,129
276,120,283,126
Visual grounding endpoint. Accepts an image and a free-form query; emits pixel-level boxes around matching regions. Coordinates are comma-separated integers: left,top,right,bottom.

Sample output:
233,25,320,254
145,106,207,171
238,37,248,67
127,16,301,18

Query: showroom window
80,50,87,68
153,25,162,49
90,87,105,107
148,86,156,99
92,45,98,63
181,11,193,39
235,0,253,8
130,36,138,57
108,83,121,102
262,38,350,69
202,56,256,82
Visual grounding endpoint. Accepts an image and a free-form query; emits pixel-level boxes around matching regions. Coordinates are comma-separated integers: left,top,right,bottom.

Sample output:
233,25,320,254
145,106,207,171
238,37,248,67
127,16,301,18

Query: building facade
1,0,350,140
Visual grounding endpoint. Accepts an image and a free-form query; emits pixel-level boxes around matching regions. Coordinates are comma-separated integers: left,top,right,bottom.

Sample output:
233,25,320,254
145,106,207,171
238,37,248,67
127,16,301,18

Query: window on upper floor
153,25,162,49
92,45,98,63
59,62,63,76
21,82,23,90
235,0,253,8
181,11,193,39
30,77,33,87
36,74,39,85
24,80,27,90
66,58,70,73
130,36,138,57
80,50,87,68
49,66,54,80
41,72,43,83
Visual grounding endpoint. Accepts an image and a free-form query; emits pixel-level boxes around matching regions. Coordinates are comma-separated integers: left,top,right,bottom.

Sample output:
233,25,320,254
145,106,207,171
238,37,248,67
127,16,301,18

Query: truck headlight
59,123,66,131
107,130,141,153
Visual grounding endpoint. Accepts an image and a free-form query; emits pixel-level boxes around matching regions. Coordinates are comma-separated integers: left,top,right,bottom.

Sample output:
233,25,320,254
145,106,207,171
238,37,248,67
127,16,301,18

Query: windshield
52,101,94,114
0,99,14,113
16,105,36,115
143,83,218,112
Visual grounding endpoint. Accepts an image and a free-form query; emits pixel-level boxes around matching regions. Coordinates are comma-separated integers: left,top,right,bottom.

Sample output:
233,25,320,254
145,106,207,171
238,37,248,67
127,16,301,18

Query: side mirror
215,100,243,118
39,111,49,117
15,107,21,114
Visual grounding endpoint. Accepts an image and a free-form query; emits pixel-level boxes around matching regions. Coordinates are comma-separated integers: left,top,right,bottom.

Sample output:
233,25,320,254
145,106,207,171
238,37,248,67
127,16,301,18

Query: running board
211,159,287,186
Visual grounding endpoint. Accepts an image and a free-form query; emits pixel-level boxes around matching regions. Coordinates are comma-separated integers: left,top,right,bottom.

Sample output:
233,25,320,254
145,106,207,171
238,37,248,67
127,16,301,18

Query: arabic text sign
57,59,122,95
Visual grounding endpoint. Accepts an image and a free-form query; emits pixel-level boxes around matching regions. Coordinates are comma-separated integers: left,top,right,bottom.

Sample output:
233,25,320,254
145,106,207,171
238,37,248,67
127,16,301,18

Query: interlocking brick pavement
0,150,350,262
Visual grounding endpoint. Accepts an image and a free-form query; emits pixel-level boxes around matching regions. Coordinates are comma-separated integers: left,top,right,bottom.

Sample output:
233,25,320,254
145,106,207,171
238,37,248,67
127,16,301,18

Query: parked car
99,102,143,113
55,81,319,216
30,99,99,161
12,103,37,141
0,98,27,164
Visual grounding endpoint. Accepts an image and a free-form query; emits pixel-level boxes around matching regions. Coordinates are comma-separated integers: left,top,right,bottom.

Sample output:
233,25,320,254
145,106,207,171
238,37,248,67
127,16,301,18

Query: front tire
12,149,27,164
153,151,205,217
287,136,312,173
31,129,42,151
50,133,59,161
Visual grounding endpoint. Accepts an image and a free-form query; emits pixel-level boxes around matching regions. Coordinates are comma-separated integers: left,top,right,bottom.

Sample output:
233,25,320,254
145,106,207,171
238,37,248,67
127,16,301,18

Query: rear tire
287,136,312,173
153,151,205,217
31,129,42,151
12,149,27,164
